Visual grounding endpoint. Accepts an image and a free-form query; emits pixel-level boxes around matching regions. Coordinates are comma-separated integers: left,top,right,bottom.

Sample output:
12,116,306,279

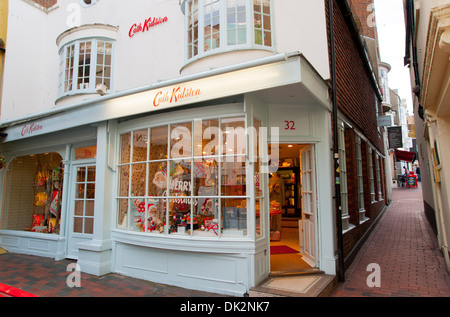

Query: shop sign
129,16,168,38
388,126,403,149
153,86,201,108
377,115,393,127
21,123,43,137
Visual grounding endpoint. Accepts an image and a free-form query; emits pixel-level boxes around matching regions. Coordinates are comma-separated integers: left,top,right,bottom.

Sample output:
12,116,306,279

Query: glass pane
148,162,167,196
86,183,95,199
263,0,270,14
194,119,220,157
264,31,272,46
227,29,237,45
221,198,247,237
87,167,96,182
194,159,218,195
168,198,192,236
75,146,97,160
74,200,84,216
169,160,192,196
76,184,85,199
170,122,192,158
221,117,245,155
150,126,168,161
193,196,219,237
255,198,262,238
131,198,146,232
254,158,263,198
77,167,86,182
255,29,263,45
131,163,146,197
133,129,148,162
147,198,166,234
117,199,129,229
85,200,95,217
74,217,83,233
221,160,246,196
118,165,130,197
263,14,271,30
84,218,94,234
120,132,131,164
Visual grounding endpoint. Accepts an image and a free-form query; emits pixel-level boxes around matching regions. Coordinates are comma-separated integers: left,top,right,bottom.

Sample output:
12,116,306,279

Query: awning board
0,55,306,143
395,149,416,163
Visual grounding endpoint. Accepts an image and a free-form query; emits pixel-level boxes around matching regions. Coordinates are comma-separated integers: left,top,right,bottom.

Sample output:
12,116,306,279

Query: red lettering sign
21,123,43,137
153,87,201,107
129,16,168,38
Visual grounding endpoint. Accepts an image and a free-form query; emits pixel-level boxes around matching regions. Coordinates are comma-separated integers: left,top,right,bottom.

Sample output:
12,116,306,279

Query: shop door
299,145,317,267
66,164,96,259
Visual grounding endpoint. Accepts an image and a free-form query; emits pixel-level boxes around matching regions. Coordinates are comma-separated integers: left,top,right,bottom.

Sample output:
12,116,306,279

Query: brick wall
31,0,57,9
326,0,386,263
347,0,377,40
326,0,384,154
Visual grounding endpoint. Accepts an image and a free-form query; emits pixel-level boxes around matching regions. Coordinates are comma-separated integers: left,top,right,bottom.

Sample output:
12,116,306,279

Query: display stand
269,201,282,241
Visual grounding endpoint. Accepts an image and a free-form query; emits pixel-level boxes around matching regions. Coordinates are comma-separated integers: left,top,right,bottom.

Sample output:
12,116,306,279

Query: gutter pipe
328,0,345,283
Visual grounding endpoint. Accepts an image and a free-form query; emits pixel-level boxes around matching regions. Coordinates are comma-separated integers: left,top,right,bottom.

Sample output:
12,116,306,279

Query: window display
1,153,64,234
117,116,252,238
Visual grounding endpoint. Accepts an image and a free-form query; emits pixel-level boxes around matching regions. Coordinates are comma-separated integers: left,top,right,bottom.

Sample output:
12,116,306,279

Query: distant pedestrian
416,166,421,182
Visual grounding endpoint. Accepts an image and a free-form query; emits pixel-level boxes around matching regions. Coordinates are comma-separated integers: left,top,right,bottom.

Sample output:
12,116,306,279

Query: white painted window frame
58,38,114,98
184,0,275,63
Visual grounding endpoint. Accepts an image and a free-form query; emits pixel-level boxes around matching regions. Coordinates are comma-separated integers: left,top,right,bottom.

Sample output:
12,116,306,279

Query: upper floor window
185,0,273,61
58,39,113,97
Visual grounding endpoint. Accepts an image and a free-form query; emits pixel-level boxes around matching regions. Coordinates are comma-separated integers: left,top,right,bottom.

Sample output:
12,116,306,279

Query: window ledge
359,217,370,225
342,223,356,234
55,91,107,106
111,229,256,254
0,229,62,240
181,47,275,73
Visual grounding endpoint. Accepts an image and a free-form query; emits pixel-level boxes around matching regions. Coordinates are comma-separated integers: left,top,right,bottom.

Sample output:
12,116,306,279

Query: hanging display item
27,154,64,234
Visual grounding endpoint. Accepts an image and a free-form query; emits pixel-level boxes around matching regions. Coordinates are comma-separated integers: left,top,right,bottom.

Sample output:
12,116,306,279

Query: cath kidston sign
129,16,168,37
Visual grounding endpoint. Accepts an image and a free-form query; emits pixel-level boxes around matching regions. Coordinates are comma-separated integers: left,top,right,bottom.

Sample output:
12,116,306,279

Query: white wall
1,0,330,121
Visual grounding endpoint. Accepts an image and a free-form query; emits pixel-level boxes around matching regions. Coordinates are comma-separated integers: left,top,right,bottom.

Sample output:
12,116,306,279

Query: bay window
185,0,273,60
58,39,113,97
117,116,254,239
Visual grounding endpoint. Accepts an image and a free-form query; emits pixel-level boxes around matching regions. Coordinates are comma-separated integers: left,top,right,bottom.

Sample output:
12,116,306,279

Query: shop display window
1,153,64,234
117,116,253,238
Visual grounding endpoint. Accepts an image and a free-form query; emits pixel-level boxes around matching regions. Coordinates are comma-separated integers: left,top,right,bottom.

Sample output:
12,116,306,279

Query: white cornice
420,4,450,115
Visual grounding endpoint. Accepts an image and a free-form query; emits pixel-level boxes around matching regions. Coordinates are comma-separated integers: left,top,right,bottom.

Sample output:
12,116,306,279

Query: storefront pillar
77,122,113,276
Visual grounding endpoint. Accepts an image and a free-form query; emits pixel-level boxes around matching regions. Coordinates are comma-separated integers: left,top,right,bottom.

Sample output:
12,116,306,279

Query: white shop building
0,0,336,296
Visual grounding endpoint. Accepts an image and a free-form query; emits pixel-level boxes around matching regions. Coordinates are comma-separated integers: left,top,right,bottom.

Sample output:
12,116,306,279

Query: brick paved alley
331,184,450,297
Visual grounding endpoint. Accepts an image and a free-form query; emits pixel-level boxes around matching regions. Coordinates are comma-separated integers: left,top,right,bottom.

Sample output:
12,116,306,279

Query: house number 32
285,121,295,130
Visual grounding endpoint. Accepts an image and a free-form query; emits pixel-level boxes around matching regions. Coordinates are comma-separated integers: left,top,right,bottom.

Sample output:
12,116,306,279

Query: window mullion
199,2,205,56
90,39,97,91
72,42,80,92
220,0,227,49
247,0,253,45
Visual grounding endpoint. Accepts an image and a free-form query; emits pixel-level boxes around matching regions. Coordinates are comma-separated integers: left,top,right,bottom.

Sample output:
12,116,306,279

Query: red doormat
270,245,299,254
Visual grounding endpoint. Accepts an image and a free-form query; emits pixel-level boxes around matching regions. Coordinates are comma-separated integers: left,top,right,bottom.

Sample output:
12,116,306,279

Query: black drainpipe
405,0,424,119
328,0,345,283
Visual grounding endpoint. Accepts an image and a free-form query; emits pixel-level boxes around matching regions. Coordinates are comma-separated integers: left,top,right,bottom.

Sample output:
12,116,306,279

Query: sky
374,0,414,113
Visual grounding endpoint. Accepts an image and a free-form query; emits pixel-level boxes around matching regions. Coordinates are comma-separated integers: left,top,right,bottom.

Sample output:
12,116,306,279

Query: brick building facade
327,0,388,268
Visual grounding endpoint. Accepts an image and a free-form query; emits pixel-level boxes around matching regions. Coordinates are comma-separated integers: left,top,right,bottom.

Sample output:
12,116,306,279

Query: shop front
0,53,335,296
